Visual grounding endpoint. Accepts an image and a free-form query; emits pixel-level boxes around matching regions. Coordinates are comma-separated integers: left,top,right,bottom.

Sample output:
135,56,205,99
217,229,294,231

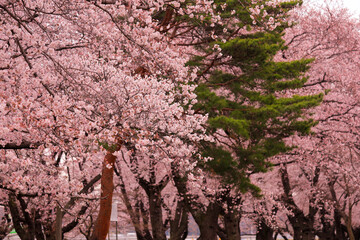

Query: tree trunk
345,218,355,240
317,229,336,240
90,151,116,240
116,159,153,240
301,227,316,240
169,201,188,240
352,227,360,240
171,166,220,240
280,167,316,240
317,201,335,240
256,220,274,240
193,203,221,240
334,209,346,240
8,194,34,240
224,211,241,240
291,221,316,240
55,205,62,240
148,190,167,240
292,225,301,240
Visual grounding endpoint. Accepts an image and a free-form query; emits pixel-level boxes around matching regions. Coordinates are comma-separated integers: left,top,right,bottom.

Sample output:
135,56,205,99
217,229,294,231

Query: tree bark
353,227,360,240
55,205,62,240
345,218,355,240
280,167,317,240
169,200,188,240
171,166,220,240
224,211,241,240
8,194,35,240
317,203,336,240
334,209,346,240
256,219,274,240
148,189,167,240
193,202,221,240
116,160,153,240
90,151,116,240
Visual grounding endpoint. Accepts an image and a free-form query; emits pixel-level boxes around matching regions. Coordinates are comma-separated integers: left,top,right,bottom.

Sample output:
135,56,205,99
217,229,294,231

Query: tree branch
0,141,42,150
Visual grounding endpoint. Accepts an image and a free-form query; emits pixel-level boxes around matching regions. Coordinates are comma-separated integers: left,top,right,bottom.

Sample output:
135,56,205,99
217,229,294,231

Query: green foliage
194,84,228,115
208,116,250,138
200,144,262,195
220,32,284,67
185,55,205,67
178,0,321,194
97,140,118,152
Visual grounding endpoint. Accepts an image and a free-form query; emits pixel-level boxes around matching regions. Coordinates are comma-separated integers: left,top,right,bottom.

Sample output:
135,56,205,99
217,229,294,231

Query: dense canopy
0,0,359,240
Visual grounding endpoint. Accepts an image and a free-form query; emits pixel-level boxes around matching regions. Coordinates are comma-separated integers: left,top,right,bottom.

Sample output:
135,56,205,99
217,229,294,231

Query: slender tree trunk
317,229,336,240
291,222,316,240
291,223,316,240
55,205,62,240
292,225,301,240
34,218,45,240
317,224,336,240
345,218,355,240
116,159,153,240
280,167,317,240
90,151,116,240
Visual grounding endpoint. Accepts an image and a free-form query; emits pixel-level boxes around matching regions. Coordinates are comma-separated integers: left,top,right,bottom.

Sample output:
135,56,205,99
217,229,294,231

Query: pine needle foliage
185,0,322,193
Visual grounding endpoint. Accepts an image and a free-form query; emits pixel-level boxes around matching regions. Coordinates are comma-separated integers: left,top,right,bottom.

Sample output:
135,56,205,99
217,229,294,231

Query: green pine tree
184,0,323,194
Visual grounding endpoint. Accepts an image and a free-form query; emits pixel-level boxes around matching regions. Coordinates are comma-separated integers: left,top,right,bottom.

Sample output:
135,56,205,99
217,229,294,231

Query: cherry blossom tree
157,0,323,239
251,2,360,239
0,0,210,239
3,1,353,240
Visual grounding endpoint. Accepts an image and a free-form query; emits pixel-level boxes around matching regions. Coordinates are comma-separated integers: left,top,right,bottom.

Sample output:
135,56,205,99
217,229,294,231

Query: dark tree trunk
301,227,316,240
116,160,153,240
148,189,167,240
121,144,169,240
8,194,35,240
316,201,336,240
280,167,317,240
224,211,241,240
54,205,62,240
289,216,316,240
193,202,221,240
317,232,336,240
137,173,168,240
169,201,188,240
171,166,220,240
353,227,360,240
329,184,347,240
34,211,45,240
256,220,274,240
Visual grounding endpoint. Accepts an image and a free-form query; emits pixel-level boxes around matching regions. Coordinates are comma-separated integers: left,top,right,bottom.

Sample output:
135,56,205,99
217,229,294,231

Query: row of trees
252,4,360,240
0,0,359,240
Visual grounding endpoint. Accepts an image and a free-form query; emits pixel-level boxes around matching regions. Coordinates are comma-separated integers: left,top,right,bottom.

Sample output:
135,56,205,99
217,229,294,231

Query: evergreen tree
159,1,324,239
185,0,323,192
